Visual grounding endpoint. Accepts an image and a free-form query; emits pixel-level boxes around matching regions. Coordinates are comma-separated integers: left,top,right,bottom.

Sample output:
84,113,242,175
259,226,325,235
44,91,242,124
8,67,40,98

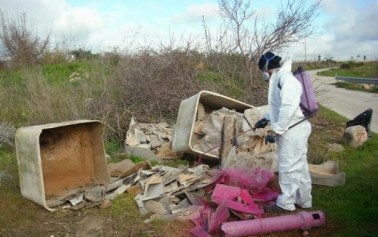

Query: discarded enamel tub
15,120,111,211
221,211,326,236
172,90,254,159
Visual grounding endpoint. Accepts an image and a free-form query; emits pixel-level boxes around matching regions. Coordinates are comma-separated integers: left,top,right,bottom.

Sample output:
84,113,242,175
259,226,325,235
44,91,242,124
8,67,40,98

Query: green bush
340,63,351,69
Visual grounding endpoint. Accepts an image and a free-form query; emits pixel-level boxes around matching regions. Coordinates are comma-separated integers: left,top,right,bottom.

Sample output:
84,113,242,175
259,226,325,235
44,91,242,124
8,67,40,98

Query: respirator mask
261,54,277,81
261,71,270,81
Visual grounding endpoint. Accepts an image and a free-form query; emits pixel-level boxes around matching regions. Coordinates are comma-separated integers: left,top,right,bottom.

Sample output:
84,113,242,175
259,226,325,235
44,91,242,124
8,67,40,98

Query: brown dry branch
0,121,15,147
95,49,229,141
201,0,321,105
0,10,50,68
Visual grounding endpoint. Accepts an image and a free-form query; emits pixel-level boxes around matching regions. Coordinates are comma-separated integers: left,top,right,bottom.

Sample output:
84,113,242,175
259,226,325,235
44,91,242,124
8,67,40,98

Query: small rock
343,125,368,148
85,186,105,202
144,200,168,214
100,199,111,209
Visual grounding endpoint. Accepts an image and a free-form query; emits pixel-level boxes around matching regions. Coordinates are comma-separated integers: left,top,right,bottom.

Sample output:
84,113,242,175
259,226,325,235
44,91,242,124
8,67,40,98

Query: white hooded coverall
264,59,312,211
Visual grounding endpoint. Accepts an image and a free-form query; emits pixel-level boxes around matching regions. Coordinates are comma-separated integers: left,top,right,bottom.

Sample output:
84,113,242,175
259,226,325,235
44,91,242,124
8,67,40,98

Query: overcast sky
1,0,377,61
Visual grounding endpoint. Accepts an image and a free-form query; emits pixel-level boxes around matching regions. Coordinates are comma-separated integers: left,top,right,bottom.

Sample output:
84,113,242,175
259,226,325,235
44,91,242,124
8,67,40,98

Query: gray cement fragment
159,196,171,214
185,191,203,206
171,198,190,210
135,194,149,214
309,160,346,187
105,184,130,200
105,177,127,192
123,172,140,186
145,200,168,214
161,171,181,186
144,213,171,224
68,193,84,206
148,134,165,149
125,146,158,161
140,182,165,201
187,164,209,175
85,186,105,203
164,181,179,193
145,174,162,185
46,198,67,208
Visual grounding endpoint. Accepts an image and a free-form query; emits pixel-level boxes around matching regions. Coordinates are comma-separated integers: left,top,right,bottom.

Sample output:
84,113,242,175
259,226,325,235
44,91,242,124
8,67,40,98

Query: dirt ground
0,115,342,237
0,176,332,237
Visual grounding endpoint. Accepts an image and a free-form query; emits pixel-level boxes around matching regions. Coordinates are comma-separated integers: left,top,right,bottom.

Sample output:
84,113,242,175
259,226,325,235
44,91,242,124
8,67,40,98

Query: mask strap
263,54,276,71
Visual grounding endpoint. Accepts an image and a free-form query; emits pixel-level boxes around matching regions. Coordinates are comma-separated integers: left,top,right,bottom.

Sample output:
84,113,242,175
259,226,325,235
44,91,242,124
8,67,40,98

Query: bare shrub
95,50,228,141
201,0,321,105
0,122,15,148
42,50,69,65
0,10,50,68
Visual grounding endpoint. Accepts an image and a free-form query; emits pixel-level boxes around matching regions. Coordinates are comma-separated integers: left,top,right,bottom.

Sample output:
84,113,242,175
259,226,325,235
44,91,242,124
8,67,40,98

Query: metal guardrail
335,76,378,84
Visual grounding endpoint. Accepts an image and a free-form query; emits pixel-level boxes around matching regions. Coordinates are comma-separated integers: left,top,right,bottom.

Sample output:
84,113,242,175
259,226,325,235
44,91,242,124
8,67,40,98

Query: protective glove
265,135,276,144
254,118,269,129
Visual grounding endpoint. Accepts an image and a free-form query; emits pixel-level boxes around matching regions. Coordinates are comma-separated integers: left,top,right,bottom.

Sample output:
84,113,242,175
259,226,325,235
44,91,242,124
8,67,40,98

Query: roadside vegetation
317,61,378,93
318,61,378,78
1,1,378,236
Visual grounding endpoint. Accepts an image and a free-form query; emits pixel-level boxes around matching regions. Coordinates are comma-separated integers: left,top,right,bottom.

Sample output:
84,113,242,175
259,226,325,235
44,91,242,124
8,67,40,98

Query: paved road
309,69,378,133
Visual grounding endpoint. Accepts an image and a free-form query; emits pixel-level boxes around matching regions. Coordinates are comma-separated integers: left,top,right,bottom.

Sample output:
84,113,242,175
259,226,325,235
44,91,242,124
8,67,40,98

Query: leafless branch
0,10,51,67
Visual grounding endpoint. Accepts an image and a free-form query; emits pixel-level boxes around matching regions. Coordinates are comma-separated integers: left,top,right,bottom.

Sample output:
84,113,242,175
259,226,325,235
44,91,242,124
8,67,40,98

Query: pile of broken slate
109,159,280,236
48,155,280,236
43,103,340,236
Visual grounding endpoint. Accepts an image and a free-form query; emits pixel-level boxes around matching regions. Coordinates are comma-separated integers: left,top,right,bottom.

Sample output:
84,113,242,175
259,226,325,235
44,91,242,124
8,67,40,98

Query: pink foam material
213,167,275,194
211,184,263,215
208,201,230,233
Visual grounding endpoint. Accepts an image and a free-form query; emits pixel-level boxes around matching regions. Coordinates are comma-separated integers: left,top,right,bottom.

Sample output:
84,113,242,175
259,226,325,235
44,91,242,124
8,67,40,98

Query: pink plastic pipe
221,211,326,237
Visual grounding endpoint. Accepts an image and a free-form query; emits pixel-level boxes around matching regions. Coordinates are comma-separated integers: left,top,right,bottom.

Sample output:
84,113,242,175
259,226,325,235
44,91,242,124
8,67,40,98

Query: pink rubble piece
214,167,275,193
211,184,263,215
208,202,230,233
221,211,326,237
211,184,241,201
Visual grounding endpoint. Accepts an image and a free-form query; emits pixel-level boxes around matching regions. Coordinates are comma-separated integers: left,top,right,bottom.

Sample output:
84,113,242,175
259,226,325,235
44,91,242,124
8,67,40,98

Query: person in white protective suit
254,51,312,213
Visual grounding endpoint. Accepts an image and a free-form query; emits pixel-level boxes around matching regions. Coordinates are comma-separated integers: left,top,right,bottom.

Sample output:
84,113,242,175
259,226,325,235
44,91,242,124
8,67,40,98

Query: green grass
316,61,378,93
196,70,245,98
292,61,340,71
311,108,378,236
0,148,19,190
318,61,378,78
333,81,378,93
105,140,123,155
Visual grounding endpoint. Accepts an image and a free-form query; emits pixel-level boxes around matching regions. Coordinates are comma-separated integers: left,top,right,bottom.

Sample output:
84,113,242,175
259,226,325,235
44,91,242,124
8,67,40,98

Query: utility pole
304,37,307,63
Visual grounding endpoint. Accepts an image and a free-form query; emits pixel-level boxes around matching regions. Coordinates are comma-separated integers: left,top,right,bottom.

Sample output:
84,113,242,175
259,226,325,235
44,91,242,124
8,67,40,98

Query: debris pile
106,157,281,235
191,105,277,170
44,159,151,210
186,167,279,236
125,117,183,160
14,90,331,235
309,160,346,187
